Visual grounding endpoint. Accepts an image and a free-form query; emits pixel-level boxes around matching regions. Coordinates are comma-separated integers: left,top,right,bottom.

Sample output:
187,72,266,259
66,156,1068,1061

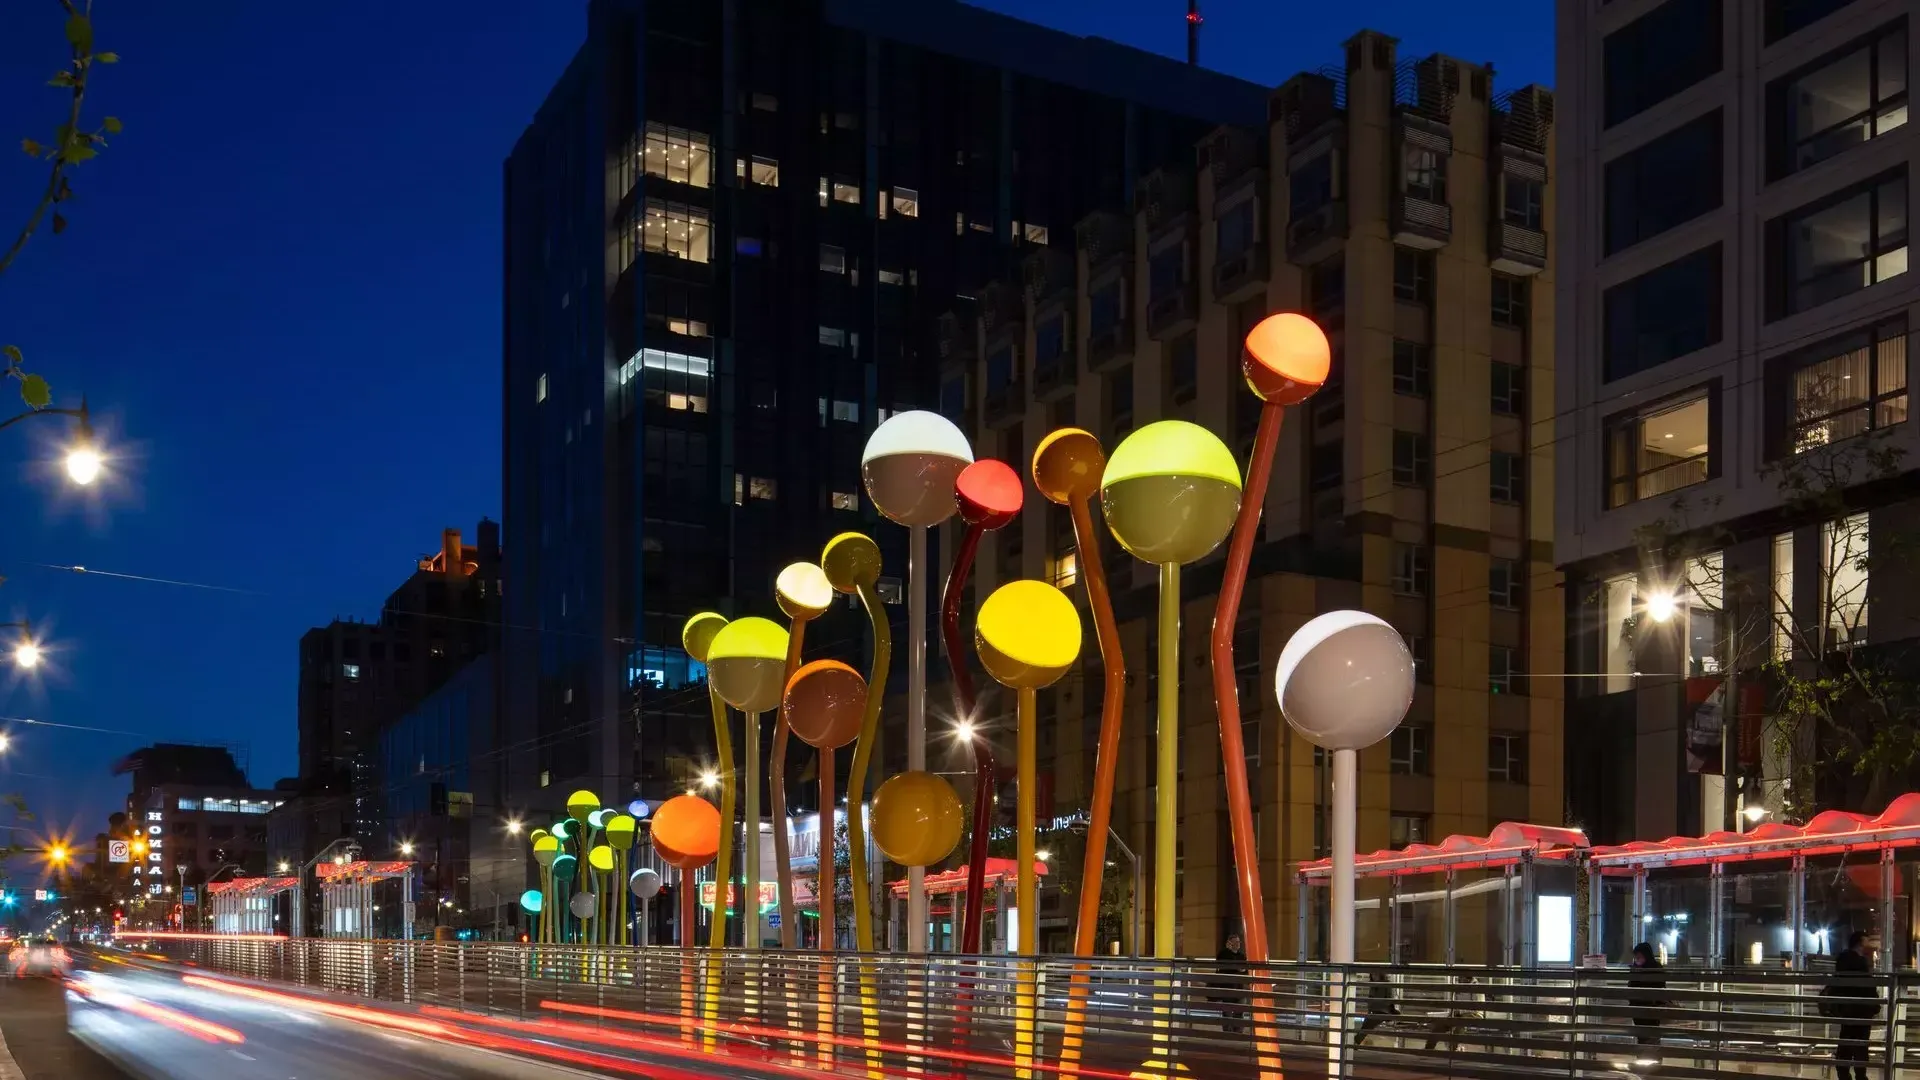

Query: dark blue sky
0,2,1551,857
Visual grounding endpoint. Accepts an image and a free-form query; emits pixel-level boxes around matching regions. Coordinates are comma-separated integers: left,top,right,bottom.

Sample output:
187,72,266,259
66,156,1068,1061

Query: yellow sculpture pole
682,612,731,1041
775,562,832,1054
822,532,888,1078
707,614,791,1032
976,580,1083,1080
1100,421,1243,1078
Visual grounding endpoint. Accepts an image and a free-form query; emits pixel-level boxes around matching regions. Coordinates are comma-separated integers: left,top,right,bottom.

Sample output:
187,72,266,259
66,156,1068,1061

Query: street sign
108,840,130,864
181,887,197,905
766,912,781,930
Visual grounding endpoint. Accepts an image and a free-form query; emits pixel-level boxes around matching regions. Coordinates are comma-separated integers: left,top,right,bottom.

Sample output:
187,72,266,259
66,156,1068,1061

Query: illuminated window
733,473,744,506
667,393,708,413
1023,223,1050,245
876,577,904,605
342,663,360,681
1051,550,1079,589
878,269,905,286
831,491,859,511
640,199,711,263
831,400,859,422
833,180,859,205
819,326,846,348
668,317,709,338
747,155,779,186
1783,320,1907,454
1823,511,1869,646
820,245,846,274
535,373,548,403
891,187,920,217
1605,390,1712,507
641,122,712,188
749,477,777,501
174,800,198,812
619,347,711,388
1773,531,1794,662
539,770,550,788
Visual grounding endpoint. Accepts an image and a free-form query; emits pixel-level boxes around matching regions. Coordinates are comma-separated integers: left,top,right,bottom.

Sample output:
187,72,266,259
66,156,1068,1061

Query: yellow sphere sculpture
588,845,615,873
567,790,601,822
1099,420,1242,566
977,579,1083,690
871,770,964,867
682,611,728,664
707,616,791,714
605,814,637,850
531,834,561,868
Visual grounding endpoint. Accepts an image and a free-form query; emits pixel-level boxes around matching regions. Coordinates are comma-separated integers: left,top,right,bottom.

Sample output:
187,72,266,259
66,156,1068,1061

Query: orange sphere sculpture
1241,311,1331,406
650,794,721,870
871,770,966,867
785,659,868,750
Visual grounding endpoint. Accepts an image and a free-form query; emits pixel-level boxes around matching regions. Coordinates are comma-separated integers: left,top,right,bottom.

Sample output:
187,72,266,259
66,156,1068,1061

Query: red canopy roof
206,876,299,895
888,857,1047,897
1298,822,1589,881
1588,791,1920,870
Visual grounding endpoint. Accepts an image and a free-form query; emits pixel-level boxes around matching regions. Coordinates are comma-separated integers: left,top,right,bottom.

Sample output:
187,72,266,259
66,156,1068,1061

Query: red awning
1298,822,1590,881
888,858,1047,898
1588,792,1920,871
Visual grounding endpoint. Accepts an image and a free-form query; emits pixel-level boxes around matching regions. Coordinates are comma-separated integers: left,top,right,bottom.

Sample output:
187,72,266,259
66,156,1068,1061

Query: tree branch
0,0,90,282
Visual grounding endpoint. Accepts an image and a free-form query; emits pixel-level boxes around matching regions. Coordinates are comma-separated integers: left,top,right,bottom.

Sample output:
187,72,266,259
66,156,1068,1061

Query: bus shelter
1296,823,1589,967
206,876,297,934
316,860,415,940
1587,792,1920,972
887,857,1047,953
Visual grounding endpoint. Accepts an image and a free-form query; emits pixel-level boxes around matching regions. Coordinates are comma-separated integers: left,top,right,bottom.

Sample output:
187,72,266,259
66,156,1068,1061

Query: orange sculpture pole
1213,313,1330,1080
1034,429,1126,1076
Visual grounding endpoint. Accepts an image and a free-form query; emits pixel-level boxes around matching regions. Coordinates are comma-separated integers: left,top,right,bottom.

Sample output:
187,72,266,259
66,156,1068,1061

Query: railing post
1587,862,1602,962
1790,854,1806,970
1879,849,1896,974
1708,863,1724,968
1443,868,1456,967
1520,852,1537,969
1387,878,1401,966
1296,875,1309,963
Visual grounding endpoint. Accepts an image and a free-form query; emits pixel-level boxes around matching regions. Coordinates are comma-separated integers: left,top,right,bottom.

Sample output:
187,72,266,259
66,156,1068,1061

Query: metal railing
120,937,1920,1079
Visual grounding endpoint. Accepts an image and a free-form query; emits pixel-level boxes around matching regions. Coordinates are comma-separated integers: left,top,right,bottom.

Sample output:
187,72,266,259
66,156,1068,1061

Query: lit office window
1773,532,1795,662
831,491,859,512
641,122,712,188
1823,512,1869,647
891,187,920,217
641,199,711,263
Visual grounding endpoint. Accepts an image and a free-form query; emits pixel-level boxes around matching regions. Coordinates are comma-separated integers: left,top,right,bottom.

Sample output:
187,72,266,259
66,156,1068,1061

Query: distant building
129,782,285,901
377,654,491,928
296,521,501,843
114,743,248,813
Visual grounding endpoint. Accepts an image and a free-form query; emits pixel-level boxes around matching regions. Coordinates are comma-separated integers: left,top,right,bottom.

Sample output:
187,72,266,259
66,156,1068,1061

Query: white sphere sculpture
629,867,662,900
1275,610,1415,751
861,409,974,527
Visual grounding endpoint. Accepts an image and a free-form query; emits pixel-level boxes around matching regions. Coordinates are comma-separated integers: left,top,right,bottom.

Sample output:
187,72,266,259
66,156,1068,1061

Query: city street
0,952,761,1080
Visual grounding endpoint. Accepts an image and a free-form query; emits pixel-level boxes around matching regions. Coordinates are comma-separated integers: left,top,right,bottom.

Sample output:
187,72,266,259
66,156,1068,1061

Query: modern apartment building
944,29,1562,960
1556,0,1916,842
496,0,1267,907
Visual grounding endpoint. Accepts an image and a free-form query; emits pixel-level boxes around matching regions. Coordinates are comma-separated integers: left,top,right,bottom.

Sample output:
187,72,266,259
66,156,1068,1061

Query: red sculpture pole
1213,312,1330,1080
941,459,1023,953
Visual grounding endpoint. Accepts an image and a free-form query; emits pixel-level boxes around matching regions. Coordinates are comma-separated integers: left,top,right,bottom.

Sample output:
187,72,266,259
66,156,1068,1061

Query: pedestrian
1214,932,1248,1033
1819,931,1877,1080
1627,942,1668,1061
1355,971,1398,1047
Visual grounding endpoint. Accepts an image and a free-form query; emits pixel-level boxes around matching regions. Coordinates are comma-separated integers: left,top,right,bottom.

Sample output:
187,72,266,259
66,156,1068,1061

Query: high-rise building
496,0,1268,900
294,522,501,844
1555,0,1917,842
946,29,1561,959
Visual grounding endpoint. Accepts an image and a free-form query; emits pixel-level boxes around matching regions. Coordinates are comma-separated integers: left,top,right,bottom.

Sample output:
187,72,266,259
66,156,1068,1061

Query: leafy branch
4,0,118,415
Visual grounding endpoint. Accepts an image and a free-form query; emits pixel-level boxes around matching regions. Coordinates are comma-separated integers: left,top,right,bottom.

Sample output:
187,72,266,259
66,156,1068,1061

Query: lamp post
1276,610,1414,1079
862,409,972,954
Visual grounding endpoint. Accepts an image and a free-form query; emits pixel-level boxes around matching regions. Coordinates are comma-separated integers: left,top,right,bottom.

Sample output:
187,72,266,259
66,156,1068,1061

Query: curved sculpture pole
1212,314,1329,1080
1033,429,1124,1075
942,459,1021,953
775,563,833,951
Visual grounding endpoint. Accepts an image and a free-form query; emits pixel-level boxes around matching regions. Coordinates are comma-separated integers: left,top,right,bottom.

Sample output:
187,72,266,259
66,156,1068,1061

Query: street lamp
504,819,523,836
3,622,41,669
0,398,103,486
399,842,415,857
47,844,68,865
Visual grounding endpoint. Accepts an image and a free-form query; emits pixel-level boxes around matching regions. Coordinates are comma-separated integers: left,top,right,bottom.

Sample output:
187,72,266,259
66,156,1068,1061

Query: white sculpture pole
1276,611,1414,1080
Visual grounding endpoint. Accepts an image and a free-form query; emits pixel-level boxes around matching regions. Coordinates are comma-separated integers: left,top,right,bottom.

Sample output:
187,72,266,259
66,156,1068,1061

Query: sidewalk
0,977,126,1079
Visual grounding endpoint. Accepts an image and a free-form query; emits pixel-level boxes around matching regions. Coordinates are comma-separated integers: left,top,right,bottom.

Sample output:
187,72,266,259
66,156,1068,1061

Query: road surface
0,951,778,1080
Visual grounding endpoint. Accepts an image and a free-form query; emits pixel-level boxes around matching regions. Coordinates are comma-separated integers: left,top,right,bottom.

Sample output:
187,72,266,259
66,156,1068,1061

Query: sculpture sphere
1100,420,1241,565
1275,610,1415,751
871,771,965,867
862,409,974,527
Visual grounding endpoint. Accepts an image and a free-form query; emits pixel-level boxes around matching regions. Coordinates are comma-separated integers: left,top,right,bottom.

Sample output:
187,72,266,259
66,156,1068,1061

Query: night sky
0,2,1551,865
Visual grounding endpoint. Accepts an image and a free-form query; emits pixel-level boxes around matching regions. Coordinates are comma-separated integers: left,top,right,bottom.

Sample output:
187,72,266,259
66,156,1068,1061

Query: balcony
1146,283,1198,341
1032,354,1075,401
1213,244,1269,305
1490,220,1547,276
984,377,1026,430
1286,200,1347,265
1392,194,1452,249
1086,322,1134,375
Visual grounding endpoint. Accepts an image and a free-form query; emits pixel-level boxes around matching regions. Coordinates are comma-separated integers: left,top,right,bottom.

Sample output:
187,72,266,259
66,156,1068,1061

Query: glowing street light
952,720,976,743
399,842,415,857
277,862,290,873
504,819,523,836
64,443,102,486
698,770,719,790
1744,804,1768,823
10,642,39,669
0,733,10,753
1644,589,1678,623
47,845,68,865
